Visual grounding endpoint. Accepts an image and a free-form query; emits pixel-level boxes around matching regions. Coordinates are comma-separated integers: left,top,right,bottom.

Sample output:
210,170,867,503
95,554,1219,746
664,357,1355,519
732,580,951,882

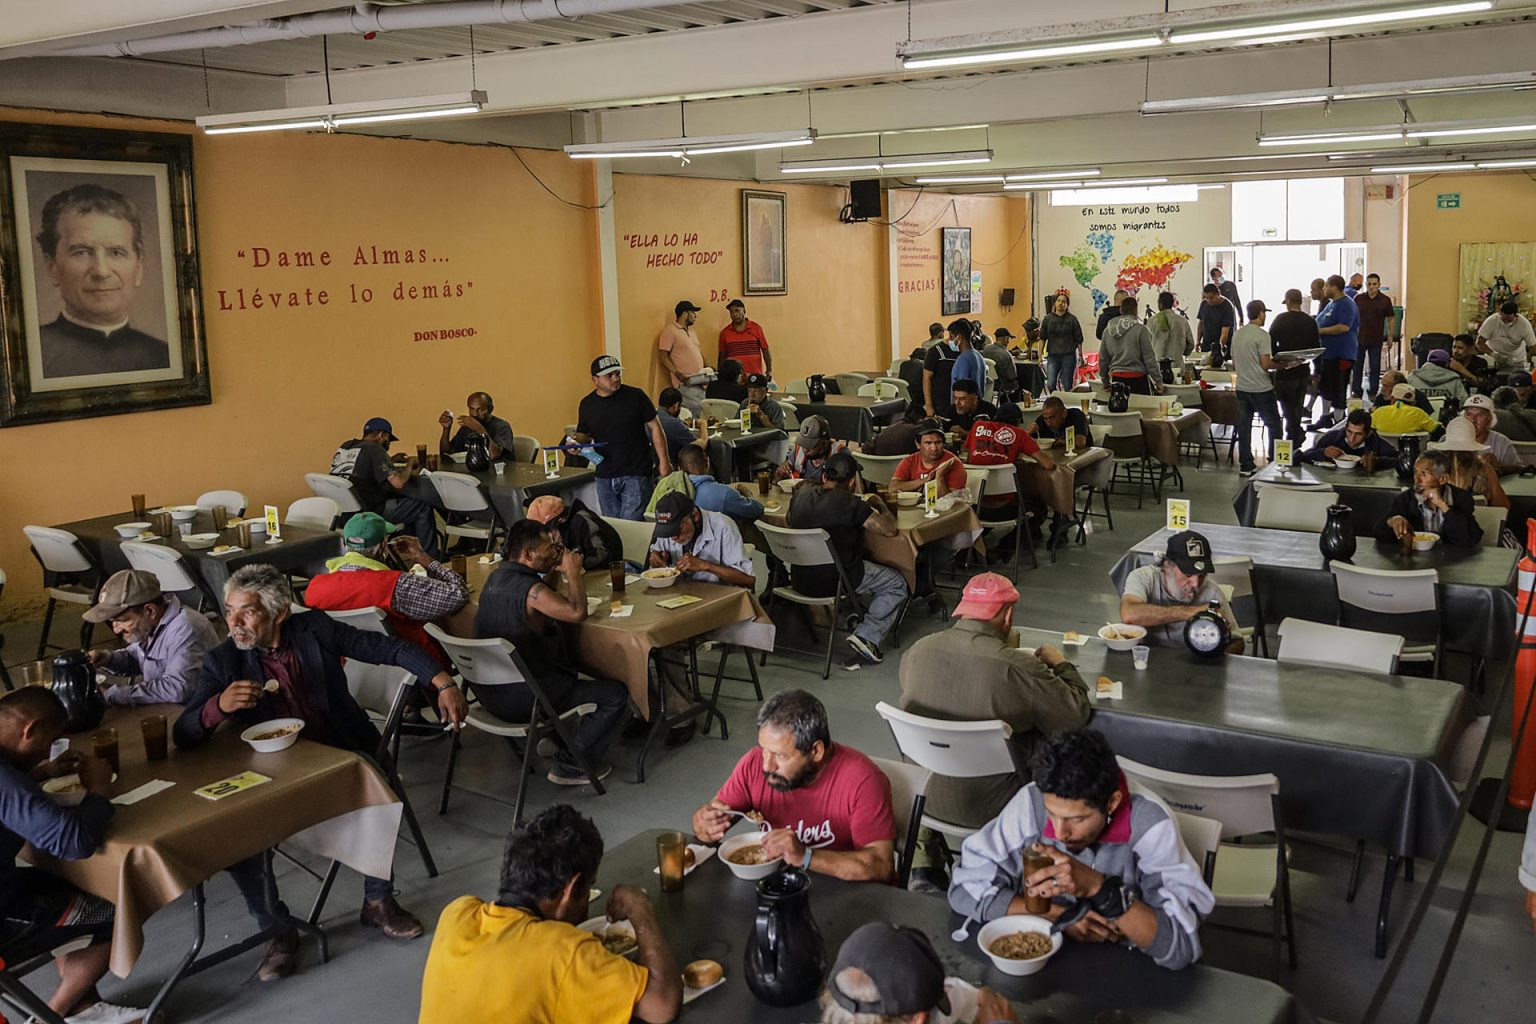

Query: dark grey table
403,462,598,525
56,509,341,602
796,394,906,443
1020,617,1465,958
1109,522,1517,708
704,425,789,482
603,829,1317,1024
1234,462,1536,536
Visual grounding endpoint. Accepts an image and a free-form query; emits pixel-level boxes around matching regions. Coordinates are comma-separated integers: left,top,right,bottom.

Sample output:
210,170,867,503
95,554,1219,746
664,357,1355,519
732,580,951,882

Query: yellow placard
264,504,281,539
195,771,272,801
543,448,560,476
923,479,939,510
739,410,752,433
1166,498,1191,532
1274,440,1293,468
1065,425,1076,451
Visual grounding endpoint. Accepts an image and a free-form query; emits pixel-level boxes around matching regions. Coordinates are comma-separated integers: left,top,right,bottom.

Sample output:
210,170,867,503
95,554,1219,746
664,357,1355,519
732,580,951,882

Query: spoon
951,885,999,943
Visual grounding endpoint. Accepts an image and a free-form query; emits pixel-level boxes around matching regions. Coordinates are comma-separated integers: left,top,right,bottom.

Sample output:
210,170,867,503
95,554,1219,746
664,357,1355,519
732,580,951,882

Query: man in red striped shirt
719,299,772,377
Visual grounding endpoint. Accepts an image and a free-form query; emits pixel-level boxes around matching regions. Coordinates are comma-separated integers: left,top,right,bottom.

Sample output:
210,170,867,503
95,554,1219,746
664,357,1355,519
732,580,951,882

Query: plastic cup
451,554,468,580
426,454,439,472
236,521,253,548
756,470,772,495
610,561,626,594
140,715,168,761
1132,645,1150,670
1020,850,1055,914
416,444,428,464
92,728,121,776
493,462,506,476
131,493,147,517
657,831,687,892
211,506,230,531
152,511,173,537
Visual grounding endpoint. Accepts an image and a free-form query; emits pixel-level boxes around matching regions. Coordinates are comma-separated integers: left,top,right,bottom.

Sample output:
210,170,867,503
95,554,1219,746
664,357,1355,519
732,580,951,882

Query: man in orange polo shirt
719,299,772,377
892,420,968,497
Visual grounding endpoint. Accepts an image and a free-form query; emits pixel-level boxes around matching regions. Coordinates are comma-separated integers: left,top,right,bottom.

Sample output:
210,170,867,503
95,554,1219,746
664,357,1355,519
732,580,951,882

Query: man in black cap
574,355,672,521
818,923,1018,1024
658,299,708,413
1117,530,1242,651
1019,318,1042,357
739,372,786,430
719,298,772,377
983,328,1020,401
648,492,754,587
776,414,849,484
788,451,907,668
329,415,439,555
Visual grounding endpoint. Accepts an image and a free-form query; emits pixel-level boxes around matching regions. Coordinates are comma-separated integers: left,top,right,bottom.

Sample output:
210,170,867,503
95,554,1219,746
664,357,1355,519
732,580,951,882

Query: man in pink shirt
657,299,707,414
691,690,898,882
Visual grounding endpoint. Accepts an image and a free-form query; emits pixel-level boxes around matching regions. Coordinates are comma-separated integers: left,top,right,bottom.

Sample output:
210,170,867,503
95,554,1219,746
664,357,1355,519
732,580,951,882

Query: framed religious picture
0,123,209,426
742,189,787,295
941,226,972,316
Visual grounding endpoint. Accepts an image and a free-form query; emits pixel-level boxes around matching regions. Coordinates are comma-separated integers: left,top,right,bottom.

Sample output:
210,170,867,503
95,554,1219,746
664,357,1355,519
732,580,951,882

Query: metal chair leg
36,597,56,659
1346,840,1365,902
438,728,462,814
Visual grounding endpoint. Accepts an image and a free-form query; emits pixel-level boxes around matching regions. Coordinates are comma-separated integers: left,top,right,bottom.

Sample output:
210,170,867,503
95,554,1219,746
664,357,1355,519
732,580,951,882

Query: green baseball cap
342,512,401,551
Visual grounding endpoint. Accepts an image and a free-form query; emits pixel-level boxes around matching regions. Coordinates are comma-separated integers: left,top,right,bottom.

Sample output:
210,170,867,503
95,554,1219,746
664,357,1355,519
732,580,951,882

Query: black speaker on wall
849,179,883,220
1000,288,1016,307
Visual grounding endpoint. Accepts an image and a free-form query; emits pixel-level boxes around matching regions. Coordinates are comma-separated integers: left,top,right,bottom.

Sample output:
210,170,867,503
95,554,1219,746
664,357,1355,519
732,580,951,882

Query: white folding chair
852,451,907,486
873,377,912,401
195,489,248,516
1118,756,1296,975
833,372,869,396
511,434,542,464
1163,383,1203,407
875,701,1015,841
1051,390,1093,413
1276,617,1403,674
1091,409,1156,509
756,522,870,679
426,624,606,825
1254,488,1337,532
965,464,1038,574
785,378,811,398
1173,809,1223,885
1213,555,1262,656
1200,368,1236,386
601,515,655,568
305,472,362,514
285,496,341,530
1070,448,1116,543
120,540,216,612
21,525,101,658
868,757,932,890
1330,563,1440,672
428,470,503,553
1474,503,1509,545
701,398,743,423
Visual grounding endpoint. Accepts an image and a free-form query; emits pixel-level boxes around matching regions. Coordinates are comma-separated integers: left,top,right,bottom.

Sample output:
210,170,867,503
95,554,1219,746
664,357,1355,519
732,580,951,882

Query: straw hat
1429,416,1489,453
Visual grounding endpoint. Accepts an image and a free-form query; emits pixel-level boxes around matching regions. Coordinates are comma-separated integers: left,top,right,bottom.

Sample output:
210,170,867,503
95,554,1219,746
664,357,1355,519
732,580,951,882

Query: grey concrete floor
3,451,1531,1024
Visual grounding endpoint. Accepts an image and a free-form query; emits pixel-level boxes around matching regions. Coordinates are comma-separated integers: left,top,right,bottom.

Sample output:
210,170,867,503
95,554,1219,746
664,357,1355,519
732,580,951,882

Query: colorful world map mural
1059,227,1193,314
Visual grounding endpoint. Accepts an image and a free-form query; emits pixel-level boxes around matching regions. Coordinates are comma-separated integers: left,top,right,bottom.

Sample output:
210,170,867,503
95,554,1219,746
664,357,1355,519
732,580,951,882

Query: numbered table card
195,771,272,801
264,504,281,540
1065,425,1076,452
1274,439,1293,469
1166,498,1191,532
543,448,561,478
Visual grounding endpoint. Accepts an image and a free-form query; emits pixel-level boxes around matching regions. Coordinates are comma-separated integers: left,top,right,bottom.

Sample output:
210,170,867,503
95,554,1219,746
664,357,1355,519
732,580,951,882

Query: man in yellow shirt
418,806,682,1024
1371,383,1440,436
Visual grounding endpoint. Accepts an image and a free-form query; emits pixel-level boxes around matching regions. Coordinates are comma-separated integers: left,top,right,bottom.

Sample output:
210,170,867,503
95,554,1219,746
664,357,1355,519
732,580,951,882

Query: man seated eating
438,391,515,462
527,495,625,571
818,923,1018,1024
330,416,438,556
739,373,786,431
174,565,468,979
648,491,755,587
776,415,850,484
1297,408,1397,465
892,419,968,498
691,689,897,882
1118,530,1243,652
676,443,764,525
943,379,996,434
949,729,1213,970
1375,450,1483,547
84,569,219,706
418,804,680,1024
1031,396,1093,450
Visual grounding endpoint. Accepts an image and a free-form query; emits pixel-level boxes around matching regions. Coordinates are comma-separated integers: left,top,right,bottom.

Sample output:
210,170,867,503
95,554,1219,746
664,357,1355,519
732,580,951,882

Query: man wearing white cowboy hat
1461,394,1522,473
1376,447,1483,547
1430,415,1509,510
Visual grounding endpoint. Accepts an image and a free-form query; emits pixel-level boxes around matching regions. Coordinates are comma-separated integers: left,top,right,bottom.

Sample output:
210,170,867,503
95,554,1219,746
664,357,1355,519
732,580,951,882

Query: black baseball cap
916,417,947,440
726,299,745,310
994,327,1015,339
1023,317,1041,330
1165,530,1214,575
591,354,623,376
363,416,398,441
652,492,696,538
745,373,769,388
1510,371,1534,387
826,923,950,1017
675,300,702,315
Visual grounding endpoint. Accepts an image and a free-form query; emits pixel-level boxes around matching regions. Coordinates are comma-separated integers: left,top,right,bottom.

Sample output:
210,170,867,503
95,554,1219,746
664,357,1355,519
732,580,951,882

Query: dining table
793,394,906,444
596,829,1319,1023
1013,623,1465,959
702,423,789,482
1017,443,1111,519
25,702,402,1021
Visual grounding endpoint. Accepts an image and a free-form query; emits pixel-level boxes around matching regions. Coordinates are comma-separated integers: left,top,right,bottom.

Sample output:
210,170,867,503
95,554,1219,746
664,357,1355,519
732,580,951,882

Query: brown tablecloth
26,703,401,977
460,565,771,716
1018,445,1111,516
1201,388,1239,427
1141,408,1212,466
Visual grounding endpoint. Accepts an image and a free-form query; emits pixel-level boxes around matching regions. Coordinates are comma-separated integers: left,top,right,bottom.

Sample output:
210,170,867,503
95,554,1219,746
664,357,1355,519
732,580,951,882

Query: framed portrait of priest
0,123,209,426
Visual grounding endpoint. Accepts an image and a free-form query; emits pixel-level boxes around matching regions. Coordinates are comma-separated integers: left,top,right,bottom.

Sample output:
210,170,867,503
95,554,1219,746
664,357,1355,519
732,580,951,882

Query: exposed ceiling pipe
51,0,711,58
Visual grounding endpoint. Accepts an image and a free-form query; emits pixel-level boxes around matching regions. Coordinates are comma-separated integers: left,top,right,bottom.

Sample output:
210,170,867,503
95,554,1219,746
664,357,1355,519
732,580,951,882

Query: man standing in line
1314,274,1360,430
1269,288,1321,445
574,355,672,521
1195,284,1237,368
1230,300,1282,479
948,319,987,400
1149,292,1193,384
1351,273,1395,400
1095,289,1129,342
719,299,772,377
1099,296,1160,395
1211,266,1244,324
657,300,708,413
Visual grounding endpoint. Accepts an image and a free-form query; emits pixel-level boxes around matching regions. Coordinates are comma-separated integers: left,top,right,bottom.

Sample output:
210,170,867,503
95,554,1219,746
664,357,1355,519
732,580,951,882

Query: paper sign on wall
264,505,281,540
1167,499,1191,532
1274,440,1293,468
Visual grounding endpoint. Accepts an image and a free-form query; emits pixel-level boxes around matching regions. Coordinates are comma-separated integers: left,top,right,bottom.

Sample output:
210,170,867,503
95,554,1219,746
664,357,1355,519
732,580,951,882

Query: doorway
1204,244,1368,314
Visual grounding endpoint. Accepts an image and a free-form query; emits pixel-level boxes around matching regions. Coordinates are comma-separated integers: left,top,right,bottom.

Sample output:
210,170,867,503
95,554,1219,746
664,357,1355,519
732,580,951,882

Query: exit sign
1436,193,1461,209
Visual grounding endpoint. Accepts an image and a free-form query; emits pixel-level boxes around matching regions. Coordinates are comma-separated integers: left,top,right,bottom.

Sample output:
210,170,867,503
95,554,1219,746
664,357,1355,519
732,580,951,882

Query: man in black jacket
526,495,624,569
1375,450,1482,547
174,564,467,981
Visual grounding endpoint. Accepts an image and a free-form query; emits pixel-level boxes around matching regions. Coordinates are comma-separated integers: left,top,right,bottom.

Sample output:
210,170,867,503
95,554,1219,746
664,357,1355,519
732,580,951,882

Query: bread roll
683,846,696,870
684,959,723,988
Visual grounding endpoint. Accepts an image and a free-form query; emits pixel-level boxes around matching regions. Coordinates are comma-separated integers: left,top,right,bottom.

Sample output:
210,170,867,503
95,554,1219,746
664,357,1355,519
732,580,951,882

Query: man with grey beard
174,565,466,980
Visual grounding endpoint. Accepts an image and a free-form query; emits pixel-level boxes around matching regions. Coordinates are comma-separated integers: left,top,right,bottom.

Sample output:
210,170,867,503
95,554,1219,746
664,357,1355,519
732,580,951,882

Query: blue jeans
229,850,394,930
1236,389,1283,472
384,496,437,557
597,475,649,520
853,561,909,647
1351,344,1383,398
1045,353,1076,393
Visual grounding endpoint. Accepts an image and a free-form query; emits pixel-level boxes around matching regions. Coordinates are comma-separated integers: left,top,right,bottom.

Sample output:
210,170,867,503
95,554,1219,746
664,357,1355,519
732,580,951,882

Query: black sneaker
908,866,949,894
846,635,883,664
547,760,614,786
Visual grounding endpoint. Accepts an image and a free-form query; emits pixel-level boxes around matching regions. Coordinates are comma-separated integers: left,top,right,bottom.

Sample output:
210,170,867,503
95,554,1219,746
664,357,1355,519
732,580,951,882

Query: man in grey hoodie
1099,296,1161,395
1148,291,1194,384
1406,349,1469,404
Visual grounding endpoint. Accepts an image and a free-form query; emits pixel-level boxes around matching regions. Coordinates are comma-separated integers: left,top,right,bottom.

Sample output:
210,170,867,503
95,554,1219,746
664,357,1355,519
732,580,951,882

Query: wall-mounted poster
0,123,209,426
942,226,971,315
742,189,786,295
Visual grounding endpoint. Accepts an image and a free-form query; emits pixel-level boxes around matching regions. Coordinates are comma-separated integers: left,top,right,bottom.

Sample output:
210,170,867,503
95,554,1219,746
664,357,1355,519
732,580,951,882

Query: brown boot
360,896,424,939
257,930,299,982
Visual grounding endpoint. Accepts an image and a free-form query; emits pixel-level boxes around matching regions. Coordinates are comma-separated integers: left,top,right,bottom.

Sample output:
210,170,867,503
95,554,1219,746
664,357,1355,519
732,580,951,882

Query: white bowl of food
1413,531,1440,552
170,505,200,522
976,915,1062,977
775,477,801,494
641,567,680,589
245,519,268,537
448,451,469,464
1098,623,1147,652
1332,454,1361,468
578,916,638,958
241,718,304,753
183,532,219,550
719,833,781,880
895,490,922,507
115,521,152,538
41,772,114,806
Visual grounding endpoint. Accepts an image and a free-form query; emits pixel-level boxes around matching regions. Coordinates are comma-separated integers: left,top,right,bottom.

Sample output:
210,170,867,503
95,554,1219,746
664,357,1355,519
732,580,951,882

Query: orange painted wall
1405,171,1536,336
0,107,603,617
611,173,888,393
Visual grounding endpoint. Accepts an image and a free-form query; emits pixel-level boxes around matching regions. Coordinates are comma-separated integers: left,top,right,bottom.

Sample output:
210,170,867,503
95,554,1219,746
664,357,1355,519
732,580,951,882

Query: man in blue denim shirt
85,570,218,706
677,444,763,525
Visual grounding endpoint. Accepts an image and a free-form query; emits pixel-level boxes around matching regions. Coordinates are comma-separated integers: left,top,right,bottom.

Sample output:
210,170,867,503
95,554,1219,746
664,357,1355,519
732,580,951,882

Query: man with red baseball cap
897,572,1091,891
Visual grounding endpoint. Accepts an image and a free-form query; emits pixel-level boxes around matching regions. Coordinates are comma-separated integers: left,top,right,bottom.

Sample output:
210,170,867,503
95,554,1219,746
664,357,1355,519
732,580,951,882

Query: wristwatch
801,847,814,871
1087,876,1140,920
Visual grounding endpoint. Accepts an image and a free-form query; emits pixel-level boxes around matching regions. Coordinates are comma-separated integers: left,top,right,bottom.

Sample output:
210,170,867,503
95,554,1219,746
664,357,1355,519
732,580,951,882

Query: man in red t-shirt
691,690,897,882
966,406,1056,555
718,299,772,377
892,420,969,497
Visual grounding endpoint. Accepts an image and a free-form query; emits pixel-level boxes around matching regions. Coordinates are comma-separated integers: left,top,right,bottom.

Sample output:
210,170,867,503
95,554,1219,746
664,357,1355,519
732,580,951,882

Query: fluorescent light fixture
1260,130,1406,147
1476,158,1536,168
1003,181,1086,190
1075,177,1169,187
1142,71,1536,115
1008,169,1102,181
1368,162,1468,172
901,35,1161,71
1406,123,1536,139
779,150,993,175
915,175,1007,185
198,91,486,135
1262,117,1536,148
915,168,1099,185
565,129,816,159
1168,2,1491,44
